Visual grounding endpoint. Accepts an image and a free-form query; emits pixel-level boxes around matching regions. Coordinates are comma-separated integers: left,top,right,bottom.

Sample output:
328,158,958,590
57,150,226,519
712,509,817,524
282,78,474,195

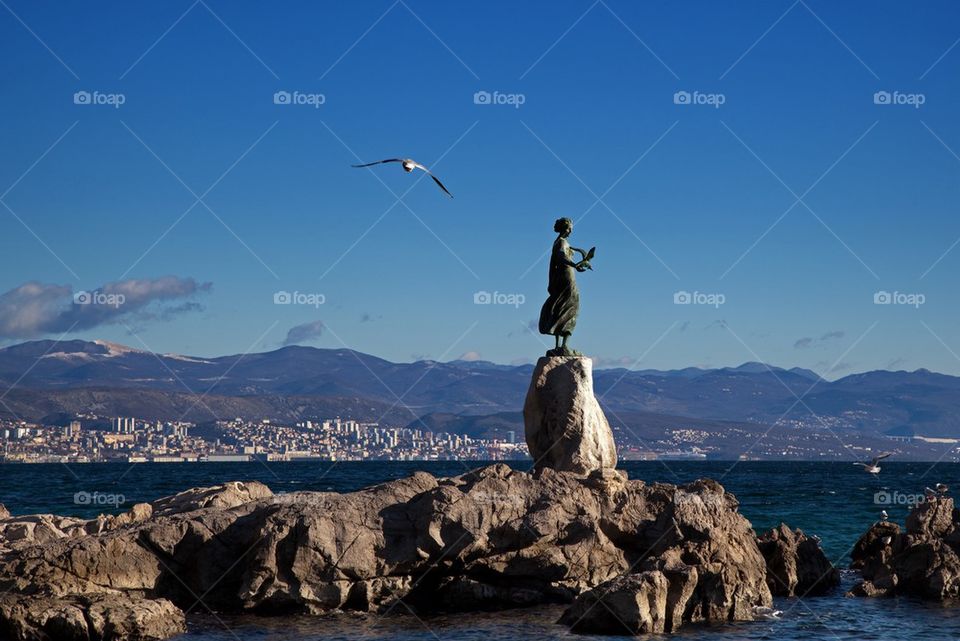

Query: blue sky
1,0,959,378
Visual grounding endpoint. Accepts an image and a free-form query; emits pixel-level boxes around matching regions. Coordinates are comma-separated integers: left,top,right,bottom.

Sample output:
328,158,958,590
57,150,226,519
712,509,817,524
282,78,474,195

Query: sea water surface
2,460,959,640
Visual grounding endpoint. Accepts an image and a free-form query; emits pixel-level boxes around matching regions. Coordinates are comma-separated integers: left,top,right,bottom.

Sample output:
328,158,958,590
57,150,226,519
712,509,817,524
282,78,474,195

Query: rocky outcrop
523,356,617,473
0,594,184,641
849,496,960,599
560,563,699,634
757,524,839,596
560,479,778,634
0,468,816,640
149,480,272,516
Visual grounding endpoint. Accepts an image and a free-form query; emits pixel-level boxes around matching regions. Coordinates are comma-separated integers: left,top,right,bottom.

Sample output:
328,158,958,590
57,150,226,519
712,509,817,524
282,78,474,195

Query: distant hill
1,339,959,439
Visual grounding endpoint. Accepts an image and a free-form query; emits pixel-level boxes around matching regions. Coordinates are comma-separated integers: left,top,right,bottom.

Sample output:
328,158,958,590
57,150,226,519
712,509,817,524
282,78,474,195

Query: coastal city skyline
3,2,960,378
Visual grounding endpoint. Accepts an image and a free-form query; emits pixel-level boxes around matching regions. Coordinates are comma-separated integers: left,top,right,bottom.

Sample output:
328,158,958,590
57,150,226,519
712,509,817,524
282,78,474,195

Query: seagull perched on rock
854,452,892,474
880,510,888,522
936,483,949,495
351,158,453,198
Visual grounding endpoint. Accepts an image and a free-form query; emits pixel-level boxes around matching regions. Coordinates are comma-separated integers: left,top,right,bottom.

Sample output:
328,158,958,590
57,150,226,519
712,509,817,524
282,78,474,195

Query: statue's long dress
538,237,580,337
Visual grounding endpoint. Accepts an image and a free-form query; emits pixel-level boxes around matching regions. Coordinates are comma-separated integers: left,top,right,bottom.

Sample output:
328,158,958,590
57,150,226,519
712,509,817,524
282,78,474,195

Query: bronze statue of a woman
538,217,595,356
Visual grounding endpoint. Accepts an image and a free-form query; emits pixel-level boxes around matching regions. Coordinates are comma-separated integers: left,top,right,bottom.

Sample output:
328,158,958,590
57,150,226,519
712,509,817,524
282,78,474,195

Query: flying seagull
936,483,949,495
854,452,892,474
351,158,453,198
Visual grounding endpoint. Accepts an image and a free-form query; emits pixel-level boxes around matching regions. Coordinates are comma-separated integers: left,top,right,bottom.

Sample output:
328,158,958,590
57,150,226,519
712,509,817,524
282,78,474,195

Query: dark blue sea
3,460,960,640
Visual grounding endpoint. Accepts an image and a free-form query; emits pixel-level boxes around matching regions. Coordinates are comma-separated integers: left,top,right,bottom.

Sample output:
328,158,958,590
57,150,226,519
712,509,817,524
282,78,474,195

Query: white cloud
0,277,211,339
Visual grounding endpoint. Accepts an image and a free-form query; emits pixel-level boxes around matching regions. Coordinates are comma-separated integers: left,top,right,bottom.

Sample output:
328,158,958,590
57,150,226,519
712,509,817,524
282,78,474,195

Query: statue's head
554,217,573,238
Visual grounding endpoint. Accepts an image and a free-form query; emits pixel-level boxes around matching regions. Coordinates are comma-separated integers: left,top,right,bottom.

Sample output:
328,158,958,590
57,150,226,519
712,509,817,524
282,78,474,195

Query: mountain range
1,339,959,444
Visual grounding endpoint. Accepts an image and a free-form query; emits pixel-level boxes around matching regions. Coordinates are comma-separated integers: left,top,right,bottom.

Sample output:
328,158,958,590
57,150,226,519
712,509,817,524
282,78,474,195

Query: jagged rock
757,523,839,596
0,513,89,554
0,504,9,520
85,594,185,641
561,571,671,634
0,593,184,641
150,480,273,515
0,467,776,639
85,503,155,536
523,356,617,473
560,480,774,634
849,496,960,599
850,520,901,570
560,565,699,634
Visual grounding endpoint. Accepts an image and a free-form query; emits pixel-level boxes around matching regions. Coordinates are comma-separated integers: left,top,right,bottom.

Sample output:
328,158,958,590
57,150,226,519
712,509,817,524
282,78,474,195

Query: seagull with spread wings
854,451,893,474
351,158,453,198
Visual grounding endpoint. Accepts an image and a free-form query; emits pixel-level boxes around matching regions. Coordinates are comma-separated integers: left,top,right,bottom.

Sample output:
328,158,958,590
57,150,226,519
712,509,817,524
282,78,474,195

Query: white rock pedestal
523,356,618,473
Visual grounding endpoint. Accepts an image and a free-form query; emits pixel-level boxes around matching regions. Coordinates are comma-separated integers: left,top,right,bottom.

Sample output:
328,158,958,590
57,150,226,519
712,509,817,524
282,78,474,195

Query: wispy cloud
794,330,846,349
0,276,211,339
282,320,324,346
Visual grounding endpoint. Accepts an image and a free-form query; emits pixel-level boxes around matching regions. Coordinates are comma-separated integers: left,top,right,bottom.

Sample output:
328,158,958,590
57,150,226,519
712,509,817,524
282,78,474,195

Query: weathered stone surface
0,513,89,554
560,564,700,634
849,496,960,599
560,479,775,634
150,480,273,516
523,356,617,473
0,593,184,641
0,467,780,639
561,571,671,634
757,523,839,596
